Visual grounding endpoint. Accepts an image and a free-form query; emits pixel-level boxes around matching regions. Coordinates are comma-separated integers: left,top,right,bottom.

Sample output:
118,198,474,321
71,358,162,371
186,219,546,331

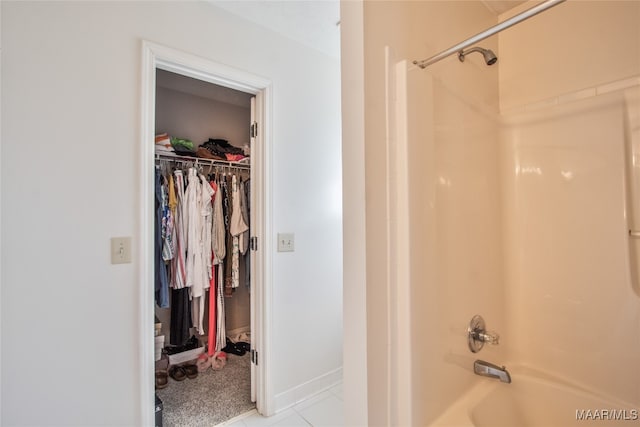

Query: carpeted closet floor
157,352,254,426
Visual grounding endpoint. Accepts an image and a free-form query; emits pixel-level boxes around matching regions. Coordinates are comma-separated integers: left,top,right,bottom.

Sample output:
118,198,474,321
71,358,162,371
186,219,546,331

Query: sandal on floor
211,351,227,370
196,353,211,372
155,370,169,389
168,366,186,381
237,332,251,343
183,363,198,379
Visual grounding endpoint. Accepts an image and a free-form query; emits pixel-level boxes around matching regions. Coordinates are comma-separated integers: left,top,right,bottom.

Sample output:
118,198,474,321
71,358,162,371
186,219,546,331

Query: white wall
155,86,251,150
0,1,342,425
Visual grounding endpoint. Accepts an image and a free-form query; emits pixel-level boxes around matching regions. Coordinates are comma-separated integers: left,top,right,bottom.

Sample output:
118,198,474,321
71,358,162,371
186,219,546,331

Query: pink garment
208,181,218,357
208,264,217,357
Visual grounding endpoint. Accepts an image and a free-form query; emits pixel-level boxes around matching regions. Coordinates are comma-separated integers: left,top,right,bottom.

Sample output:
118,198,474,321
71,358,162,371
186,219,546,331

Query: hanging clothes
239,178,250,256
190,173,214,335
155,168,169,308
161,178,175,263
212,174,226,266
207,179,218,356
215,267,226,352
222,175,234,297
230,174,249,289
243,179,251,289
164,173,177,262
201,174,214,285
171,169,187,290
167,168,192,346
153,158,250,351
184,167,202,290
170,287,191,346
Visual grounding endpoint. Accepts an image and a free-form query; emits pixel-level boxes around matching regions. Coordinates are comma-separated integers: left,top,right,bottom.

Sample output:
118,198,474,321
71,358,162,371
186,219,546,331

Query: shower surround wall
499,0,640,406
356,0,640,425
362,1,504,424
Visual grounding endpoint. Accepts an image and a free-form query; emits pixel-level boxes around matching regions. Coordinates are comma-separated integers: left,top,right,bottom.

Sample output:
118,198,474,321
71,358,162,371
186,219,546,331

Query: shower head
458,47,498,66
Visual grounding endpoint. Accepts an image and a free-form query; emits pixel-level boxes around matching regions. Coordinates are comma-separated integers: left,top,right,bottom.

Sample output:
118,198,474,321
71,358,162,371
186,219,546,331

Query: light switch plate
277,233,295,252
111,237,132,264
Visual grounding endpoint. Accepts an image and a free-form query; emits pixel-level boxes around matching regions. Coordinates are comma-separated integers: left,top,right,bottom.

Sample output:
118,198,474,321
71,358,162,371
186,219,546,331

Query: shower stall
369,0,640,425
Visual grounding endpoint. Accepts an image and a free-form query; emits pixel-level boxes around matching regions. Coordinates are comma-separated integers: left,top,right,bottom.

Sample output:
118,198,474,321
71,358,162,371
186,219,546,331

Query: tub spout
474,360,511,383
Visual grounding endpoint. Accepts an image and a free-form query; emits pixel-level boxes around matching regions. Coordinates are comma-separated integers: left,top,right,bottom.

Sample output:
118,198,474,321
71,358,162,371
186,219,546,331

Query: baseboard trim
273,367,343,413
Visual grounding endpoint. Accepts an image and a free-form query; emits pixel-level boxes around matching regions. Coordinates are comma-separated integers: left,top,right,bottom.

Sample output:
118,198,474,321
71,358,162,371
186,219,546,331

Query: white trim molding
273,367,343,413
139,40,273,425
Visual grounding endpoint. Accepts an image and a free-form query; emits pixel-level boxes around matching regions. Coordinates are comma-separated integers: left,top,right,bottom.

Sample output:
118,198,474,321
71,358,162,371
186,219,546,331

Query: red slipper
196,353,210,372
211,351,227,370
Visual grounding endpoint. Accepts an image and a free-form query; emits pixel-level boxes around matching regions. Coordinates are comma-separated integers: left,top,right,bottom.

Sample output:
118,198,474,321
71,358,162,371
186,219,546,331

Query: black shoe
184,335,199,351
236,342,251,352
222,337,246,356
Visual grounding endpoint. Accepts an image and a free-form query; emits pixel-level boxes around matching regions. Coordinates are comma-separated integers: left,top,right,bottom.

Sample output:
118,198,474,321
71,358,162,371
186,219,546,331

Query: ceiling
207,1,528,60
156,69,254,107
211,1,341,59
481,0,528,15
158,1,530,104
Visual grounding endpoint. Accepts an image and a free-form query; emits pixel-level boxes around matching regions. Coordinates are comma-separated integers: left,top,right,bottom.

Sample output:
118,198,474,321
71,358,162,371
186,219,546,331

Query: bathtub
431,366,638,427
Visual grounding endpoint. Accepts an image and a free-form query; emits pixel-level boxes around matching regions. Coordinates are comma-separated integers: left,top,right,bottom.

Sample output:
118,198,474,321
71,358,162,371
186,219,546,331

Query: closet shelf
155,152,250,170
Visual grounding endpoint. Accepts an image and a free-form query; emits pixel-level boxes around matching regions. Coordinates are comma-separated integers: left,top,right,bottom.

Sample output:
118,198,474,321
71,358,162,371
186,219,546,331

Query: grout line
291,407,315,427
329,389,343,401
291,390,344,427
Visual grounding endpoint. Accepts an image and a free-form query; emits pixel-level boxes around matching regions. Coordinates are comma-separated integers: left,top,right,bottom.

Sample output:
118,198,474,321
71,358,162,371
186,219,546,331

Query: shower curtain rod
413,0,566,69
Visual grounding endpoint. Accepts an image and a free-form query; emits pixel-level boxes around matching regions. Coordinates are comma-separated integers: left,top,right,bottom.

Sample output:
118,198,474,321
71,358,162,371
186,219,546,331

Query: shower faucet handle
477,330,500,345
468,315,500,353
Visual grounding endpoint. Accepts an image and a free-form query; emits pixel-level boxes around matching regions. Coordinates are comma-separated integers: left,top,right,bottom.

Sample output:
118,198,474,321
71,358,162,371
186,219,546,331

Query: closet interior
153,69,255,426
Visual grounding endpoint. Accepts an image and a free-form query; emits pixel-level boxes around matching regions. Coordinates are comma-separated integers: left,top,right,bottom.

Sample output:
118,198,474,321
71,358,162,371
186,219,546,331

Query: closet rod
155,153,251,170
413,0,566,69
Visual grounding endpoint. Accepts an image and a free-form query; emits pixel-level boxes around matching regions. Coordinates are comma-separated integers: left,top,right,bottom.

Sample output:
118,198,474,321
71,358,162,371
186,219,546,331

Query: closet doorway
140,41,272,426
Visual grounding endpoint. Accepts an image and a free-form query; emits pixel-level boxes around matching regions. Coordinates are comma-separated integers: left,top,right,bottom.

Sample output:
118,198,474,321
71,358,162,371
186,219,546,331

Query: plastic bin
154,336,165,362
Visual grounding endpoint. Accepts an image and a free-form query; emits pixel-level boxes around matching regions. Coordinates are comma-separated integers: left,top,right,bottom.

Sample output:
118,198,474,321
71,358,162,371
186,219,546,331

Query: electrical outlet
111,237,132,264
277,233,295,252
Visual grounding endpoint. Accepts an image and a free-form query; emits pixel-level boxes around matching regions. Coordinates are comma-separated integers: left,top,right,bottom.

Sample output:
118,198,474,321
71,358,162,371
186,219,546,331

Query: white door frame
139,40,273,425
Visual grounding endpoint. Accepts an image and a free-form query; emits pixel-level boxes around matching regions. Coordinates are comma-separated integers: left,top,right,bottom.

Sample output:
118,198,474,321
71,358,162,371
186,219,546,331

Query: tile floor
223,383,344,427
